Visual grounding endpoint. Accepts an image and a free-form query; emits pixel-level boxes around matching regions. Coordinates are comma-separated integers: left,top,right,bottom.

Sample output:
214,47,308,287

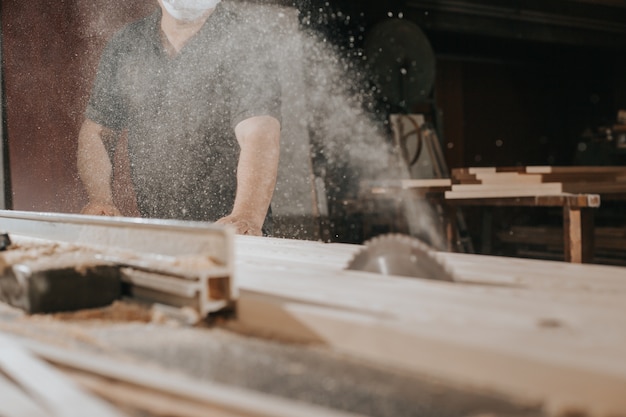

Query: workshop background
1,0,626,261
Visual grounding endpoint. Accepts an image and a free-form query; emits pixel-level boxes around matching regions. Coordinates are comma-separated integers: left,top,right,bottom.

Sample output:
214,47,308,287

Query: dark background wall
305,0,626,169
2,0,626,213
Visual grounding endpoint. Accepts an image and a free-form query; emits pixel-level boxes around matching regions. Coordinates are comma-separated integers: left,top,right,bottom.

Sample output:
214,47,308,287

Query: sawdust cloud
74,0,443,247
241,2,444,247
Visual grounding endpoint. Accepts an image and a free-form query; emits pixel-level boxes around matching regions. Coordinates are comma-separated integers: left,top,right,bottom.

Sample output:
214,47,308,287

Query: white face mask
161,0,221,22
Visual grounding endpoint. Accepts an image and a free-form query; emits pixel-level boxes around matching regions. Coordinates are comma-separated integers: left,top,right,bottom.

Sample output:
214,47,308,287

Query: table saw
0,210,625,417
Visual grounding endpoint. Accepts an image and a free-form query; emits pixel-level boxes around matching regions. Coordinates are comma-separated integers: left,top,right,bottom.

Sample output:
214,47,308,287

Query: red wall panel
2,0,154,214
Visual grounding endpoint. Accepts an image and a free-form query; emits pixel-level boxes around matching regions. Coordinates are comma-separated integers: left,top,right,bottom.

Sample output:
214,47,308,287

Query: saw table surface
1,234,625,417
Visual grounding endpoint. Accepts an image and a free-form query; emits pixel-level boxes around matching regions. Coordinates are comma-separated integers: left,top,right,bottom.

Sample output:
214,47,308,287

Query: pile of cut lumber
447,166,626,199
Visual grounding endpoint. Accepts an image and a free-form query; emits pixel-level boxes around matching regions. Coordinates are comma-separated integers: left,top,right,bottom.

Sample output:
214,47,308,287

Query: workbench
445,193,601,263
357,176,626,263
445,166,626,263
2,234,626,417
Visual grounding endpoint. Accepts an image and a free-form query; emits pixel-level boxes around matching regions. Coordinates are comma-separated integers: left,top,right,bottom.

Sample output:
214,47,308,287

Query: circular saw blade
346,234,455,282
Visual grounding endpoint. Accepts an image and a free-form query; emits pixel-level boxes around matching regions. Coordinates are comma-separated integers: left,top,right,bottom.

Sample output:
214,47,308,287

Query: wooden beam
446,183,626,199
4,332,363,417
232,237,626,417
0,334,125,417
0,372,49,417
237,286,626,417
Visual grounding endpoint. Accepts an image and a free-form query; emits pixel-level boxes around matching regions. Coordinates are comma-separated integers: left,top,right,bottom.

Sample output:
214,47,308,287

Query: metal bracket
0,210,234,317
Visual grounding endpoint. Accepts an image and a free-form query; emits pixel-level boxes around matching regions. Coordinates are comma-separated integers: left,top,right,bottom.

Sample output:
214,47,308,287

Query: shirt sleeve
229,37,282,129
85,34,128,131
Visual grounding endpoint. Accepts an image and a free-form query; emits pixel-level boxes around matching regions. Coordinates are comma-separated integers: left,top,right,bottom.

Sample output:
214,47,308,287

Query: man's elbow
235,115,281,147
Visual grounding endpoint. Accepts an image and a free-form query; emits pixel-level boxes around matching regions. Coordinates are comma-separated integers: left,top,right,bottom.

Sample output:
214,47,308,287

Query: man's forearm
232,116,281,227
77,119,116,205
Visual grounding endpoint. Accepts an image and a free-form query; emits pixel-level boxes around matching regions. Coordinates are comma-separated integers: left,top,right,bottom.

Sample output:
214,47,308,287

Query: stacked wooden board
447,166,626,199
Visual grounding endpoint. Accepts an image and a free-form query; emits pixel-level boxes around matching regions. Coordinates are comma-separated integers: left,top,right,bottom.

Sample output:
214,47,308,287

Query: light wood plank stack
447,166,626,198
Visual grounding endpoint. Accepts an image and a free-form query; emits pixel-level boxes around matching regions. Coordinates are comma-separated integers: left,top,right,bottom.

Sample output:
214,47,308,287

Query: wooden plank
455,166,626,177
6,333,364,417
360,179,452,195
400,178,452,188
232,237,626,416
539,173,626,183
235,236,626,294
445,184,626,199
473,172,545,184
0,372,49,417
464,172,626,184
450,182,565,192
238,259,626,335
562,182,626,193
450,182,626,194
466,167,526,174
445,185,562,200
441,251,626,294
525,166,626,174
235,235,359,270
64,369,232,417
237,287,626,417
444,194,601,208
0,334,126,417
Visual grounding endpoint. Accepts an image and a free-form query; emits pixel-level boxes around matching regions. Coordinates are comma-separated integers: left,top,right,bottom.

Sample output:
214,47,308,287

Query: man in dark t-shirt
77,0,281,235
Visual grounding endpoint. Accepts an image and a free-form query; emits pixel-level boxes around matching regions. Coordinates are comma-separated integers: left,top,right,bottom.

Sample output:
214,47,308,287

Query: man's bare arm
77,119,122,216
216,115,281,235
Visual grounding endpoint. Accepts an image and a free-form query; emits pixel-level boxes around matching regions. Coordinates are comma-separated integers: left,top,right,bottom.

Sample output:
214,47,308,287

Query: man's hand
77,119,121,217
81,201,122,216
215,214,262,236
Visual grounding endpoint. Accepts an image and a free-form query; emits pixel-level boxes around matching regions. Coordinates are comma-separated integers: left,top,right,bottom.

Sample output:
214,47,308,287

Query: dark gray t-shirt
86,5,281,225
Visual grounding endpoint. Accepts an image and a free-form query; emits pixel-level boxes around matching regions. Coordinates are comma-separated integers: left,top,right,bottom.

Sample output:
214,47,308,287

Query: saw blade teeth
346,233,456,282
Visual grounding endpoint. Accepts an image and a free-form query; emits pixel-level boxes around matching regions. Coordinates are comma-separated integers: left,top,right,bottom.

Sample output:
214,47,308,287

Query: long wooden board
446,182,626,199
0,372,49,417
234,236,626,417
4,331,364,417
453,166,626,175
454,171,626,185
0,333,126,417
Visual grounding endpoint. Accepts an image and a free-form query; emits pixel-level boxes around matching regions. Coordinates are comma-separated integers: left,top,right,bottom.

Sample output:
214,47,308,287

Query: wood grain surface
235,235,626,417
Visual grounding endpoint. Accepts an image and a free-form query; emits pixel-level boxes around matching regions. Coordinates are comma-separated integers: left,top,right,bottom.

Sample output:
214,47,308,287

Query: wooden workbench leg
442,205,458,252
563,206,595,264
481,208,493,255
